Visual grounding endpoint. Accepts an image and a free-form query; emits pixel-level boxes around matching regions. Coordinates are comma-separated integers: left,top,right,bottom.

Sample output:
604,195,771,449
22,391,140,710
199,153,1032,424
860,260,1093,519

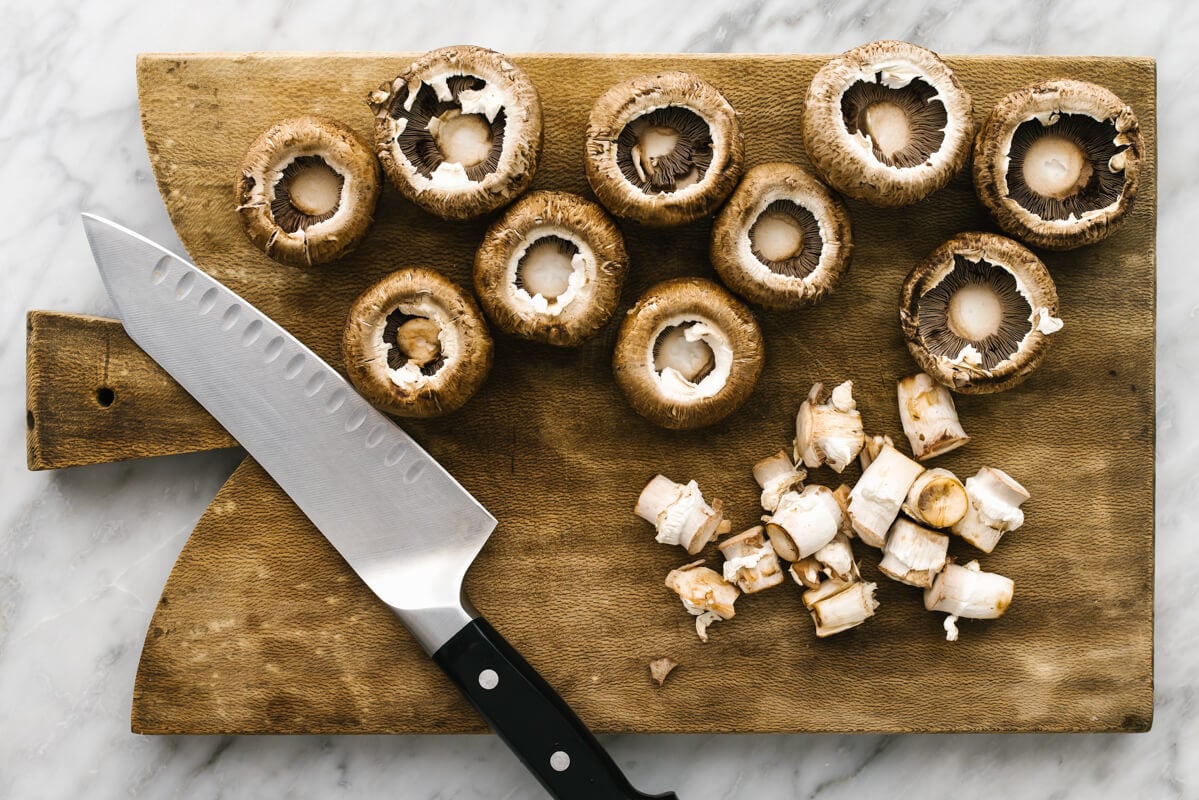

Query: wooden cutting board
28,52,1156,733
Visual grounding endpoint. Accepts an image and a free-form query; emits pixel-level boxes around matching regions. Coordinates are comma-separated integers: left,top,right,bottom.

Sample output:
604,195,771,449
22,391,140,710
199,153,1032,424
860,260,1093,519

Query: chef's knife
81,214,677,800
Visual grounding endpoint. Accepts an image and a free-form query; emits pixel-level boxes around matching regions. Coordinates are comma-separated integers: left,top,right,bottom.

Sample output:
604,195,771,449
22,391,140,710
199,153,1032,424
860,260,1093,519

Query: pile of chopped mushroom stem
639,375,1028,643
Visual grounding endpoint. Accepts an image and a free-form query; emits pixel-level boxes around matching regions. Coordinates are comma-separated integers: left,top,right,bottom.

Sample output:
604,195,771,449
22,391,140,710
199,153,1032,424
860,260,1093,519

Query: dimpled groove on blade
80,215,496,619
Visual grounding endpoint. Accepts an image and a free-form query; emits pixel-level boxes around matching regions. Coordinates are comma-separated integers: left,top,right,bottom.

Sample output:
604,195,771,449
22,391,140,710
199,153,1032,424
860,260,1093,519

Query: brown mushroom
342,268,493,417
973,79,1144,250
613,278,764,430
584,71,744,227
236,116,380,266
368,45,543,221
900,232,1062,394
710,163,853,309
473,191,629,346
803,40,974,207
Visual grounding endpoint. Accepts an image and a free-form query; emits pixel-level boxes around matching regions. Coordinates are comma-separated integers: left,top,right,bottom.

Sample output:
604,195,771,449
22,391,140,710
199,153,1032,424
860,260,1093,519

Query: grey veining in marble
2,0,1195,798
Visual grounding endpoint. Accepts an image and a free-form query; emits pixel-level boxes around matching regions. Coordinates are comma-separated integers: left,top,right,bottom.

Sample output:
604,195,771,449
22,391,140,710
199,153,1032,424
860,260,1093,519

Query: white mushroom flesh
752,451,806,513
808,580,880,637
428,109,493,168
719,527,785,594
847,443,925,548
504,227,595,317
647,314,734,402
370,297,458,390
950,467,1030,553
897,372,969,461
878,517,949,588
794,381,865,473
924,560,1014,634
665,562,739,629
635,476,721,553
902,467,969,529
766,485,842,559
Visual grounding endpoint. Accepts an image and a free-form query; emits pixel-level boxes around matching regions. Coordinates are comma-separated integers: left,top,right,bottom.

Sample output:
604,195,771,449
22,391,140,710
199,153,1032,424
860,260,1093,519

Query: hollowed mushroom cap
343,267,493,417
900,232,1062,394
584,71,745,227
236,116,381,266
369,45,543,221
973,79,1144,250
473,191,629,346
710,162,853,309
803,40,974,207
613,277,764,429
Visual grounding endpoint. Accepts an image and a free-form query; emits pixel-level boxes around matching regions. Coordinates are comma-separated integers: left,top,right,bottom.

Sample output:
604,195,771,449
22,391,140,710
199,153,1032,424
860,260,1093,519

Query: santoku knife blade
82,213,677,800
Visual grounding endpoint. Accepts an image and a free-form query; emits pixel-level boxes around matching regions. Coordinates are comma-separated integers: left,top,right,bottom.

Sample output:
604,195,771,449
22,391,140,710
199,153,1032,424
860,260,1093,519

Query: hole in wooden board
26,409,34,430
96,386,116,407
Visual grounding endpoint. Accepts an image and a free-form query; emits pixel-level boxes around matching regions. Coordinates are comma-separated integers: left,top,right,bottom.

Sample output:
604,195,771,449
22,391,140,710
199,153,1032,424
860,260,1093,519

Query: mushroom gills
616,106,714,193
270,155,345,233
917,255,1033,370
840,76,948,168
748,200,823,279
383,309,445,377
515,235,583,306
1006,113,1125,220
392,75,506,182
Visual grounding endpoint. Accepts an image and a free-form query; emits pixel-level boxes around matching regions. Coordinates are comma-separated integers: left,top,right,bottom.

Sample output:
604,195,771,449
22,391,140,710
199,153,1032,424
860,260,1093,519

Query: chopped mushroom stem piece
767,485,843,560
951,467,1030,553
649,657,679,686
814,532,859,583
878,518,950,588
925,560,1014,640
859,434,895,472
718,526,785,594
635,475,724,555
897,373,970,460
789,557,825,590
848,444,926,548
794,381,866,473
902,468,969,529
665,561,739,642
806,580,880,637
753,451,807,512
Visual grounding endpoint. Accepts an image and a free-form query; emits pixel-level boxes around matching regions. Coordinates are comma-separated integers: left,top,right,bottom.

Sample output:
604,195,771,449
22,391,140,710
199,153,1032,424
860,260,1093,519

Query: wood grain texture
124,52,1154,734
25,311,236,470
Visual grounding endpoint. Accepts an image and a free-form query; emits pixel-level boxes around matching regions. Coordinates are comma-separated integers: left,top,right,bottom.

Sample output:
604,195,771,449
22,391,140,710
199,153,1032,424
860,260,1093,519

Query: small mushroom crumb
950,467,1030,553
924,560,1014,641
752,451,807,512
635,475,724,554
665,561,739,642
847,443,925,548
765,485,843,562
897,373,969,460
794,381,865,473
718,526,785,594
878,517,949,588
649,657,679,686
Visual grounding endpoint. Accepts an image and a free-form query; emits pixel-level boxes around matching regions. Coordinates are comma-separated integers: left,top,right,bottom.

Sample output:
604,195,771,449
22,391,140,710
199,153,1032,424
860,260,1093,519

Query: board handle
433,617,679,800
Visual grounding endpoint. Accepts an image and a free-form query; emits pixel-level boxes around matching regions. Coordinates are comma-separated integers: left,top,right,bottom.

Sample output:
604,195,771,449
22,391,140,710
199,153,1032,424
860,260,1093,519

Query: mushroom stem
805,580,880,637
635,475,724,554
902,468,969,529
794,381,866,473
752,451,807,512
858,434,894,472
897,373,970,460
950,467,1030,553
924,560,1014,640
813,531,859,583
395,317,442,367
665,561,740,642
878,518,950,588
765,485,843,561
847,444,925,548
718,526,785,594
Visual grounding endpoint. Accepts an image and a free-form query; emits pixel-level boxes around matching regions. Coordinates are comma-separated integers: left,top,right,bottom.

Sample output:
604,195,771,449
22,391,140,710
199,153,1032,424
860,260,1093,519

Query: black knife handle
432,617,679,800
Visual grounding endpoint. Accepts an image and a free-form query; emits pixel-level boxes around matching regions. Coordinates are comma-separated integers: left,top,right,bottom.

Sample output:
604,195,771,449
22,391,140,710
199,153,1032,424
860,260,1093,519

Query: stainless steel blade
81,214,495,652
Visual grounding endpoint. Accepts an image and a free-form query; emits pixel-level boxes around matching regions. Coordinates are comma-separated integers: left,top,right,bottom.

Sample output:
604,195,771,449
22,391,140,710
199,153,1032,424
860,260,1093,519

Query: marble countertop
2,0,1194,797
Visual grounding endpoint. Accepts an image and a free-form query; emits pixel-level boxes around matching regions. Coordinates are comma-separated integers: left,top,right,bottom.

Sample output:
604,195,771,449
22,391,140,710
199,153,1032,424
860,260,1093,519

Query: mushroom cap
710,162,854,309
973,79,1144,251
236,115,381,267
369,45,543,221
473,190,630,346
900,231,1060,394
584,71,745,228
342,267,493,417
802,40,974,207
613,277,765,430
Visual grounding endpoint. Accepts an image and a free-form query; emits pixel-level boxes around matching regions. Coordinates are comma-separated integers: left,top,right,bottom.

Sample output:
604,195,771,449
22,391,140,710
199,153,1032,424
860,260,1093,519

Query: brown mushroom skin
236,116,381,267
613,278,765,430
343,268,493,418
473,191,629,346
710,162,853,310
369,45,543,221
973,79,1144,251
802,40,974,207
900,232,1060,394
584,71,745,228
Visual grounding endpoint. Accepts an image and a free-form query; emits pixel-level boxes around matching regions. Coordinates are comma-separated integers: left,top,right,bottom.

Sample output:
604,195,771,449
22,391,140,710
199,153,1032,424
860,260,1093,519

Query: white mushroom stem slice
665,560,740,622
848,444,926,548
950,467,1030,553
789,557,825,589
897,372,970,460
902,468,969,529
766,485,843,561
752,451,807,512
794,381,866,473
805,580,880,637
635,475,724,554
718,526,785,594
814,532,859,583
878,518,950,588
858,434,895,471
924,560,1014,640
